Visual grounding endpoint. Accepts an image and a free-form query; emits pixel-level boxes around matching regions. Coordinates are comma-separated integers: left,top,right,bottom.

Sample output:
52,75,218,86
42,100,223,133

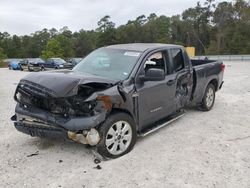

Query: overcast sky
0,0,224,36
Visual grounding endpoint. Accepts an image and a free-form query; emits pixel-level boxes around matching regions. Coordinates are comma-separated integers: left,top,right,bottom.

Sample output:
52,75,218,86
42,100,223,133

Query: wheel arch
208,78,218,91
196,77,218,105
110,108,138,131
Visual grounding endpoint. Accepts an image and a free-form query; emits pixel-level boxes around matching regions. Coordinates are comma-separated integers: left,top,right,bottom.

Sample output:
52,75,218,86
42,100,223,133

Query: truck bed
190,59,224,104
191,59,218,67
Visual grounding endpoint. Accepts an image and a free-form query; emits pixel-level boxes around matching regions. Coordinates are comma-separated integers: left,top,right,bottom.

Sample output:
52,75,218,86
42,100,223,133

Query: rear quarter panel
192,61,223,104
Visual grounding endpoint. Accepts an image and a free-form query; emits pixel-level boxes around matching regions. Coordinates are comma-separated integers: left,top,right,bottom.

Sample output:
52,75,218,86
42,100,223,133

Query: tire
20,65,23,71
97,112,137,159
41,66,45,71
200,84,215,111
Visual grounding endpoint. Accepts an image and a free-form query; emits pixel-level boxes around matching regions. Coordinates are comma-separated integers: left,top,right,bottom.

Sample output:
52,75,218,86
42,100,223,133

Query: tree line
0,0,250,60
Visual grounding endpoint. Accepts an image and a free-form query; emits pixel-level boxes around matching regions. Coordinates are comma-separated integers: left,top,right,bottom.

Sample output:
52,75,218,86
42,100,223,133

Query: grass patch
0,61,8,68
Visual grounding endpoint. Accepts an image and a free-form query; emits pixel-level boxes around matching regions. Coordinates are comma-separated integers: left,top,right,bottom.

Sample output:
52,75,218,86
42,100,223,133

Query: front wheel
97,113,137,159
200,84,215,111
40,66,45,71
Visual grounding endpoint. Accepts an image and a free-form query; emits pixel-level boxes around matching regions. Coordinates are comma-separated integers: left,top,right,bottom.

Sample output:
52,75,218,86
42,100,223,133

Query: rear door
44,59,54,69
44,59,50,68
169,48,193,109
135,50,177,130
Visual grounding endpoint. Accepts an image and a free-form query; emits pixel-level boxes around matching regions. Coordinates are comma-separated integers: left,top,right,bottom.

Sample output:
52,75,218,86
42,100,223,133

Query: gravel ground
0,62,250,188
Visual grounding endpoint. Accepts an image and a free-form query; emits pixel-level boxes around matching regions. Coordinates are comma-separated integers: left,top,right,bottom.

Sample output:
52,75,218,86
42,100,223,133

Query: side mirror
140,68,165,81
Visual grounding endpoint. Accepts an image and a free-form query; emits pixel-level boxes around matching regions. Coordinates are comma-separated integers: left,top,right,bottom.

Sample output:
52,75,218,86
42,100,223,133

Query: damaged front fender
13,72,136,146
14,81,129,130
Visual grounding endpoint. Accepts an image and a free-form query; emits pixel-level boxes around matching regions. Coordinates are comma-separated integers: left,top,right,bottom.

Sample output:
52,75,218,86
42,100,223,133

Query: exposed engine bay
15,81,113,117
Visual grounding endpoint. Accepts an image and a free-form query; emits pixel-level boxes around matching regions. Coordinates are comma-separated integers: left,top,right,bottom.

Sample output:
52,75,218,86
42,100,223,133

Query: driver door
135,50,177,131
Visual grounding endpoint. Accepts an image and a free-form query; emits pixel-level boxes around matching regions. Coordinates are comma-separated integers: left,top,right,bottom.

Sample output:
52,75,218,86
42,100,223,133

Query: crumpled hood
20,70,117,97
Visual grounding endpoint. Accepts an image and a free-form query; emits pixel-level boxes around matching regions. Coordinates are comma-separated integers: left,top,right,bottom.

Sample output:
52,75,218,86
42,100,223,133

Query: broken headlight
71,97,97,114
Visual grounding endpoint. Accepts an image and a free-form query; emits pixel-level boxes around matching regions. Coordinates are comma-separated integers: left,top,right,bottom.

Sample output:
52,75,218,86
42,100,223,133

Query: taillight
221,64,225,72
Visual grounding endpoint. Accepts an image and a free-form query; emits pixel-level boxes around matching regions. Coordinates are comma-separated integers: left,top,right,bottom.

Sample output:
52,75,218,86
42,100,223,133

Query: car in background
19,59,30,71
41,58,73,70
19,58,45,71
8,60,21,70
19,59,31,71
66,58,82,67
27,58,45,71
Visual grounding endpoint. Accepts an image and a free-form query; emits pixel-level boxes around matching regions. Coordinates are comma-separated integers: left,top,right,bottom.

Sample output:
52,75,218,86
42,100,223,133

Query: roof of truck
106,43,182,52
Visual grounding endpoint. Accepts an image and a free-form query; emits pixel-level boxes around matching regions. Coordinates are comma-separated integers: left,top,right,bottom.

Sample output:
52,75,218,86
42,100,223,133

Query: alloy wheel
105,121,132,155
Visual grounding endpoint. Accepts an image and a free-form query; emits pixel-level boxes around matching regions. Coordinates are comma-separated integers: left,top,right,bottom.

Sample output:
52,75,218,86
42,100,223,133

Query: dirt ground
0,62,250,188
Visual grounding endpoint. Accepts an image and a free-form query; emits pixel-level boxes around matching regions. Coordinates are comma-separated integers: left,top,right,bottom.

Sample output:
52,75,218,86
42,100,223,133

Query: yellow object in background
185,47,195,58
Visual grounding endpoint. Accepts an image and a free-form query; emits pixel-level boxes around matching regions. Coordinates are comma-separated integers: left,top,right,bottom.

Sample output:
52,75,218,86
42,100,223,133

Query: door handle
167,80,175,86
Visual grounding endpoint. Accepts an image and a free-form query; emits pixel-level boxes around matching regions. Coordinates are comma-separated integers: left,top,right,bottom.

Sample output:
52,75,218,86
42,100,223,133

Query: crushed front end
12,79,117,146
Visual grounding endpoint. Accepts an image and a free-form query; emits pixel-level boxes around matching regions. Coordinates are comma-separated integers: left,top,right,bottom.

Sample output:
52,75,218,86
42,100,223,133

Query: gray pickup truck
12,43,224,158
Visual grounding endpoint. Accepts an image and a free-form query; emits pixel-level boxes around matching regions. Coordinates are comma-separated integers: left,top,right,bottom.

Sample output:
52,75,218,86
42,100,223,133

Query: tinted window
53,59,66,64
47,59,53,64
171,49,184,72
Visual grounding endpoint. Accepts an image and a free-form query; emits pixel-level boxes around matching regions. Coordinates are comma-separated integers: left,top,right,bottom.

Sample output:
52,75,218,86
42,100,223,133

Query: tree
0,48,7,61
145,15,171,43
96,16,117,46
41,39,63,59
208,1,235,54
0,48,7,67
0,1,250,57
208,0,250,54
73,30,97,57
182,0,215,54
97,16,115,32
56,27,75,57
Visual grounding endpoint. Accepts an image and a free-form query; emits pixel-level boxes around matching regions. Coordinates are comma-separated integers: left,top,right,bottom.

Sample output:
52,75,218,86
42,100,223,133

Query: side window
171,49,184,72
144,52,165,73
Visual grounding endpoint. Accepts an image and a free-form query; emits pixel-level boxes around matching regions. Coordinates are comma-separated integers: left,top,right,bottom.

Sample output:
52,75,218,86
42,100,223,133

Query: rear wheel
97,113,137,158
40,66,45,71
200,84,215,111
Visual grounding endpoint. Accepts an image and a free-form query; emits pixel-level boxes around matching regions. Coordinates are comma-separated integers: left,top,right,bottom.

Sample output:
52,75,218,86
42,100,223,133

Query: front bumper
28,65,41,71
14,120,100,145
14,121,67,138
20,64,28,70
58,66,73,70
15,103,106,131
13,104,104,145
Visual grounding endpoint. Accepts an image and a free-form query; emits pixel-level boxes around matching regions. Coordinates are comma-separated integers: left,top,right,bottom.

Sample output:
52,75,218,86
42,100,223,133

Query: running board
139,110,186,137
